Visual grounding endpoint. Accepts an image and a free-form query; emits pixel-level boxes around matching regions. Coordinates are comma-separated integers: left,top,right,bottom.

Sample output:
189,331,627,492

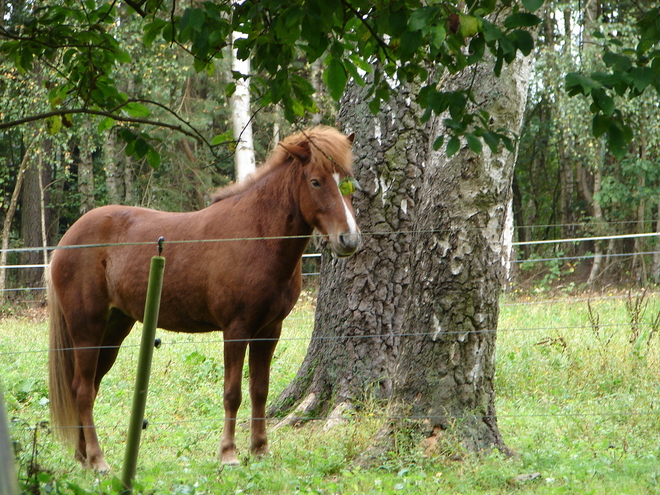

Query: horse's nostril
339,232,360,250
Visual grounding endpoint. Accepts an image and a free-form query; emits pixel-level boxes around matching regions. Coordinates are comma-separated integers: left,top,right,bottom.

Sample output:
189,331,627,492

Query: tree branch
339,0,395,64
0,108,215,152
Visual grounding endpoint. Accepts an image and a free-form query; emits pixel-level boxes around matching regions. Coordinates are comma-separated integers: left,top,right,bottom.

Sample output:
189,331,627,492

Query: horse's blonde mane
211,126,354,203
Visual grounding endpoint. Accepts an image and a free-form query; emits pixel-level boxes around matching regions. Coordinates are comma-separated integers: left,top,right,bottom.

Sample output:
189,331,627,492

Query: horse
47,126,361,472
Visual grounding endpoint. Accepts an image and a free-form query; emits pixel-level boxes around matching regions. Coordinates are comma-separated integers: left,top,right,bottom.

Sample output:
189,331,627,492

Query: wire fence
2,230,660,486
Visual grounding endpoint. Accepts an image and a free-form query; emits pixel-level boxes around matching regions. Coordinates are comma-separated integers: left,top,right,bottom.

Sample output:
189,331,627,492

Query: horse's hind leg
70,318,110,472
95,309,135,392
248,323,282,458
72,309,135,472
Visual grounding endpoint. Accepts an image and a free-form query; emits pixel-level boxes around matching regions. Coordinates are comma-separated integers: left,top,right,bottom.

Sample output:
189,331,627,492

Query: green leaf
182,8,206,33
482,20,503,42
46,115,62,135
147,148,161,169
225,82,236,99
510,29,534,56
592,114,610,138
522,0,544,12
143,19,167,47
430,25,447,48
592,88,615,116
459,14,480,38
433,135,444,151
482,131,499,152
124,102,151,118
399,30,424,61
134,138,150,159
629,67,656,92
602,51,632,72
465,133,482,154
338,176,361,195
97,117,115,133
369,97,381,114
446,135,460,157
409,7,433,31
324,58,347,101
344,59,366,86
503,13,542,29
211,131,233,146
467,35,486,65
608,120,633,160
565,72,602,96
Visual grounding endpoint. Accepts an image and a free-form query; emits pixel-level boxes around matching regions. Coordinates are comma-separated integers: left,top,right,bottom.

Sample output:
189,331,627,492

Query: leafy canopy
565,6,660,160
1,0,546,160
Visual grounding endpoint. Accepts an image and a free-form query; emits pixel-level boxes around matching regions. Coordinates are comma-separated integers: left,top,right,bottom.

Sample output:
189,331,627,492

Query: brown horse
48,126,360,472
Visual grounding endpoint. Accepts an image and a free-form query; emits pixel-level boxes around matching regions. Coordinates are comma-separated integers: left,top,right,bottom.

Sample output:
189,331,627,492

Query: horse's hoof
89,458,111,474
220,455,241,467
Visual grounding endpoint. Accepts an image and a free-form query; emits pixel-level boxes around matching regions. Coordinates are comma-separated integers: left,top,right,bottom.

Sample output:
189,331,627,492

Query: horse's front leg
219,338,248,465
248,324,281,457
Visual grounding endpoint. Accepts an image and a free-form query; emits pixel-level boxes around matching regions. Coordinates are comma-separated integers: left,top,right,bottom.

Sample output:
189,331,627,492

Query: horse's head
280,127,361,257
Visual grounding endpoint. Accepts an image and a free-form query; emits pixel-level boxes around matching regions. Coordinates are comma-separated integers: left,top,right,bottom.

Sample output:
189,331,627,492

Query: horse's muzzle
334,232,361,257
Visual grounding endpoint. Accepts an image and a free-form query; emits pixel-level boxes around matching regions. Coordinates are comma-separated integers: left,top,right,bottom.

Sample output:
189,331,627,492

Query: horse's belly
160,320,222,333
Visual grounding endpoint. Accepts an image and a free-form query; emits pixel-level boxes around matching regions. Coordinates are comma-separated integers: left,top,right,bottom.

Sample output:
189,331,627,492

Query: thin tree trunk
230,18,256,182
78,135,95,215
19,140,49,290
37,153,48,267
0,143,33,301
124,158,135,205
587,165,604,285
653,203,660,282
105,130,122,205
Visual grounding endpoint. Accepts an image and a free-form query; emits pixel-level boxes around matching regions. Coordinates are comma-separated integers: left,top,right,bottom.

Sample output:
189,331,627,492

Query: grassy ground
1,289,660,494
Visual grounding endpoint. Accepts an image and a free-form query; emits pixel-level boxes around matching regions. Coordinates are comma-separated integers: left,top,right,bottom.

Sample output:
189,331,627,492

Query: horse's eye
310,179,321,188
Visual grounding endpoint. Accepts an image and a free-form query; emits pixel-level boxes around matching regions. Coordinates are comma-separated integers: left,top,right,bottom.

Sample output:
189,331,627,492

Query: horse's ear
279,142,311,164
347,132,355,144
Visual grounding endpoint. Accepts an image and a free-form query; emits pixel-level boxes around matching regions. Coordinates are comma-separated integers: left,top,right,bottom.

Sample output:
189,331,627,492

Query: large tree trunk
382,50,531,453
272,49,532,455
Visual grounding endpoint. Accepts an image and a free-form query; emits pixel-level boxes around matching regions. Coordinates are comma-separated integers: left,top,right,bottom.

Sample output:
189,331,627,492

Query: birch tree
230,19,256,182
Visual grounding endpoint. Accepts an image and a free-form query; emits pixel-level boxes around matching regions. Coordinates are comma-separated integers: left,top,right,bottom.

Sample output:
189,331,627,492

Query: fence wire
2,232,660,452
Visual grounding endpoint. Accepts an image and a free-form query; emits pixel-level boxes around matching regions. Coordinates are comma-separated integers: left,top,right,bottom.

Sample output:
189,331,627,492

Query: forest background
0,0,658,295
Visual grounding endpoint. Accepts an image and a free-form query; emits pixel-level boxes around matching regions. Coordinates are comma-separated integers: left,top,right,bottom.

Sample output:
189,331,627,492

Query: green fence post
0,383,19,495
121,250,165,493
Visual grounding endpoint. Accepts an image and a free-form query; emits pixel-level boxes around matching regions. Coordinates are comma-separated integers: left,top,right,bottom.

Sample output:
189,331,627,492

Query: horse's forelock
211,126,354,204
297,126,354,176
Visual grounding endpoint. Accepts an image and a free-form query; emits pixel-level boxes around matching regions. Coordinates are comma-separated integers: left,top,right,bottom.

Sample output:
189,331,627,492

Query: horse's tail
47,265,79,449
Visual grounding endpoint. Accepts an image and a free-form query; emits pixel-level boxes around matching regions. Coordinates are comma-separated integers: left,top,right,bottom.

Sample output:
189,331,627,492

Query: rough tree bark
381,52,532,454
271,51,532,455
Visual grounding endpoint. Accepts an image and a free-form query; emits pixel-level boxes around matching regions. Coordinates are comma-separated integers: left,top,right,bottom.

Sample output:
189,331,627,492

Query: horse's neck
210,165,312,258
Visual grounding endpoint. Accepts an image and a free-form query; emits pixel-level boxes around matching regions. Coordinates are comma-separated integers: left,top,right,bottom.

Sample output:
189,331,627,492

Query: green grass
2,290,660,493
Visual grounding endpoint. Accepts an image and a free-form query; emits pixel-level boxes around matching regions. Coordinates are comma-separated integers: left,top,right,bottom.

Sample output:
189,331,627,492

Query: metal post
121,253,165,493
0,384,19,495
